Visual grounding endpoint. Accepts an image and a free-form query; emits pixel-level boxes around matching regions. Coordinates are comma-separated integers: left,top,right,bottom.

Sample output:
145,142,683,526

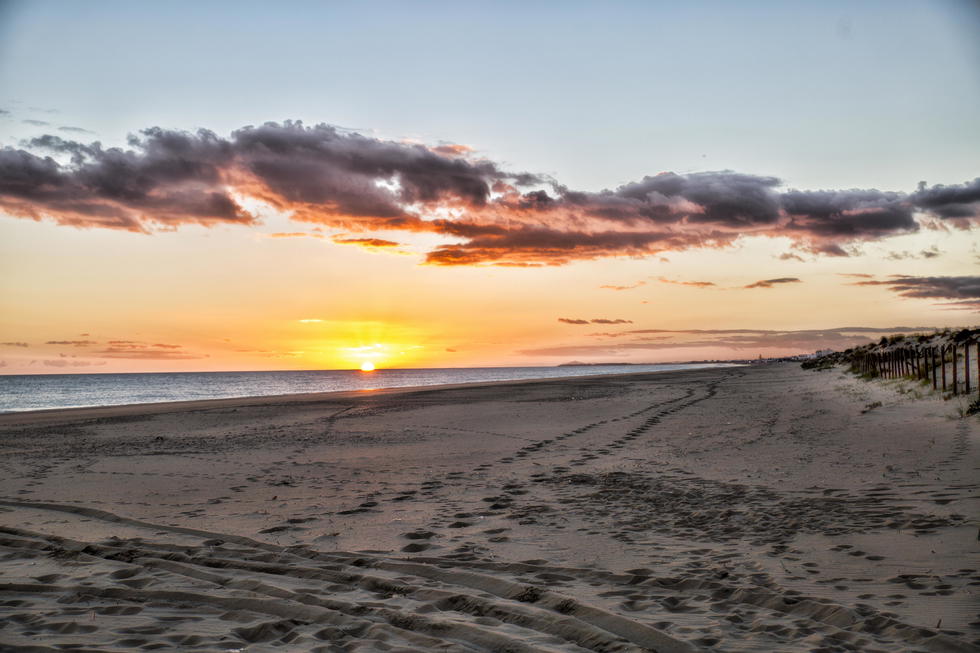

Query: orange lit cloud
599,281,646,291
2,121,978,266
332,236,401,249
268,231,324,238
558,317,632,325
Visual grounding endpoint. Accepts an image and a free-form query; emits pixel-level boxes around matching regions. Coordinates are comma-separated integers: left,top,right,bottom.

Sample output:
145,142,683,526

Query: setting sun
360,361,375,372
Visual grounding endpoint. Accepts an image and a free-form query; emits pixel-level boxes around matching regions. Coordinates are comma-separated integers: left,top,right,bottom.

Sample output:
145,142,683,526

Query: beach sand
0,362,977,651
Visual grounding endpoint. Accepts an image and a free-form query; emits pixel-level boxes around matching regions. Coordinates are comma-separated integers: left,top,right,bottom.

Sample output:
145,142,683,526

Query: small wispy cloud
658,277,716,288
558,317,632,325
96,341,205,359
744,277,801,289
885,245,942,260
332,236,401,248
57,126,95,134
599,281,646,291
268,232,324,239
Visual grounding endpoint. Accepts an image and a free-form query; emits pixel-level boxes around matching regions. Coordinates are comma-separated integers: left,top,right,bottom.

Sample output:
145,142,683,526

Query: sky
0,0,978,373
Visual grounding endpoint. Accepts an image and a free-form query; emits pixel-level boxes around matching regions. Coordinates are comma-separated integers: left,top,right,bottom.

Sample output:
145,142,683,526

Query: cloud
744,277,801,289
95,341,205,359
23,119,50,126
1,341,29,347
521,326,937,357
332,236,401,248
42,358,106,368
599,281,646,291
431,143,473,157
268,231,323,238
0,120,976,265
559,318,632,325
298,318,323,323
45,339,97,346
885,245,942,260
658,277,716,288
909,178,980,220
853,275,980,310
58,126,95,134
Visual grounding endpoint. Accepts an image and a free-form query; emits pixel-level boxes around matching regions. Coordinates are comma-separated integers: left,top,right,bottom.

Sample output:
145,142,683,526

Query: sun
360,361,375,372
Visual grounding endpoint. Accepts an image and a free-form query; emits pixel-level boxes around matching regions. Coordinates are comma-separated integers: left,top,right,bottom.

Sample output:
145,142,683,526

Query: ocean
0,363,733,413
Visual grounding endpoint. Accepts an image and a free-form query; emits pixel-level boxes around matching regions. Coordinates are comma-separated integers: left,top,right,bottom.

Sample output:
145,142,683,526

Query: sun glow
360,360,375,372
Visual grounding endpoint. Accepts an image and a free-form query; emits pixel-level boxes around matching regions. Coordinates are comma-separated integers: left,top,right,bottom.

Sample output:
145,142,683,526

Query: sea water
0,363,734,413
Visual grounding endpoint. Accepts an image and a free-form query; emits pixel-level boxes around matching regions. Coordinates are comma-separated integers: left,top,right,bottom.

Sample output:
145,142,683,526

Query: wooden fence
851,337,979,397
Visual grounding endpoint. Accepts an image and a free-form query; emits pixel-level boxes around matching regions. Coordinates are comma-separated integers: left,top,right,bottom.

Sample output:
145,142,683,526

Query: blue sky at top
1,0,978,193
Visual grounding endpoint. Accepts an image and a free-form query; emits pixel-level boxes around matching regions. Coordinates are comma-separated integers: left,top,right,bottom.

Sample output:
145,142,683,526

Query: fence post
966,342,972,394
941,346,947,392
932,347,937,389
952,343,958,395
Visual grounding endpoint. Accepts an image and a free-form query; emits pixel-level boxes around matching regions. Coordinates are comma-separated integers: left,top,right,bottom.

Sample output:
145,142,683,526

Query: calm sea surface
0,364,733,413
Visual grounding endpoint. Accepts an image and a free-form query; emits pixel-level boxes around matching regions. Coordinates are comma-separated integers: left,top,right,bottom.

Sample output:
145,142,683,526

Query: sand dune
1,363,977,651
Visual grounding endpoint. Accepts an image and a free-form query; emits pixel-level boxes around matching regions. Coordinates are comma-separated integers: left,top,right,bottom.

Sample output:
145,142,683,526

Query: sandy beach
0,362,977,652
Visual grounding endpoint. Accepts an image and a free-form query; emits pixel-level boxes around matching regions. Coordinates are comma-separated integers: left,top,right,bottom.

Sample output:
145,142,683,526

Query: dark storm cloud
854,276,980,309
0,120,976,265
229,121,534,223
744,277,801,289
0,121,534,234
0,129,248,231
781,189,917,237
909,178,980,220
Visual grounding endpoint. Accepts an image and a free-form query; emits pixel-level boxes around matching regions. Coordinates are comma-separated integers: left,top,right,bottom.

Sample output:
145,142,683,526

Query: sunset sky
1,0,978,373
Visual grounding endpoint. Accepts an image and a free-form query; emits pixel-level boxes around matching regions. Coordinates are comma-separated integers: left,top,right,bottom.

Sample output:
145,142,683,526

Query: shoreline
0,363,740,426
